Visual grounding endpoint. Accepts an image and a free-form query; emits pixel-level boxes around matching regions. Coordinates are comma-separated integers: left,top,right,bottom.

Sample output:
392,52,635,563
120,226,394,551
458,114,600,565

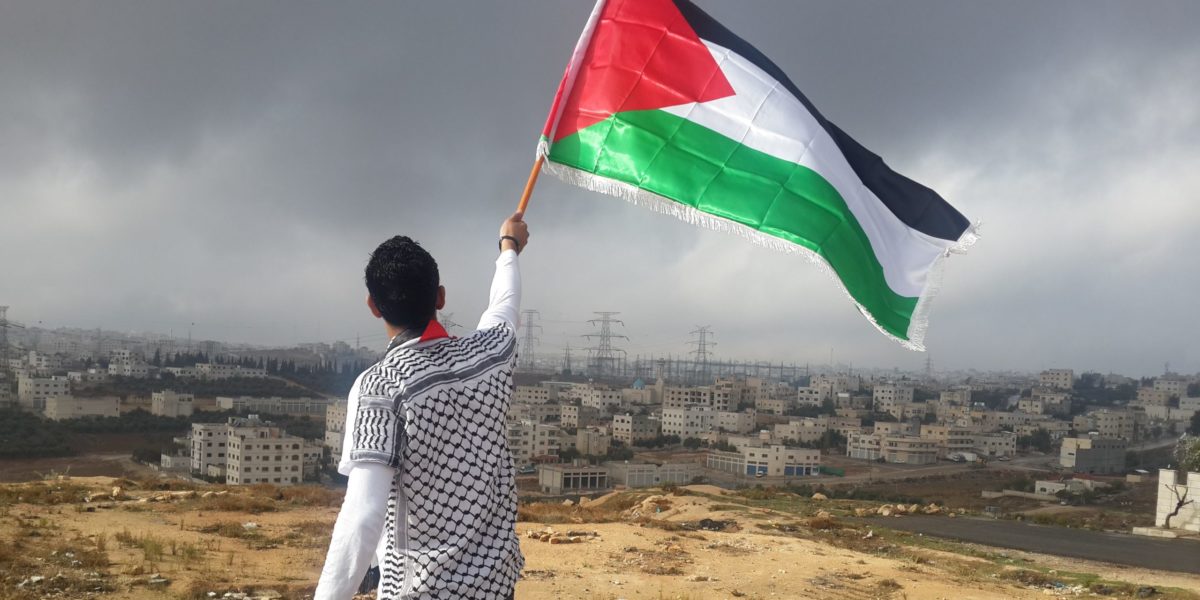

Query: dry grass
0,480,90,506
279,485,343,507
516,493,649,524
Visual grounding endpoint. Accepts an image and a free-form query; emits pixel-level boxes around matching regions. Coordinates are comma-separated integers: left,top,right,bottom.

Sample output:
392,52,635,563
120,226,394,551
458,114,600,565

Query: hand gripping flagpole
516,154,545,214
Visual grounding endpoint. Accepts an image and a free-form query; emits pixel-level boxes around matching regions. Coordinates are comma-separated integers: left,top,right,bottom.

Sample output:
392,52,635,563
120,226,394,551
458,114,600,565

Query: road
866,515,1200,575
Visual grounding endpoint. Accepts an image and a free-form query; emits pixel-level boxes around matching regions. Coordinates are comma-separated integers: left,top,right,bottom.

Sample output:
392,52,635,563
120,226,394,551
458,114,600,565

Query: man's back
316,217,529,600
350,324,522,598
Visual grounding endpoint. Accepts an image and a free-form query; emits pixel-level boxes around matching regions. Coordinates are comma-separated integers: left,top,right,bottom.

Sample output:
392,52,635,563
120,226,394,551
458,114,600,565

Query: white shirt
316,249,521,599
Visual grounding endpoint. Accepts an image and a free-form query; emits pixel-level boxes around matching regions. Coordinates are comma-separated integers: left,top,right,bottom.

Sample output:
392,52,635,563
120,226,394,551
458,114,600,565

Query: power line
520,309,541,371
688,325,715,384
583,311,628,378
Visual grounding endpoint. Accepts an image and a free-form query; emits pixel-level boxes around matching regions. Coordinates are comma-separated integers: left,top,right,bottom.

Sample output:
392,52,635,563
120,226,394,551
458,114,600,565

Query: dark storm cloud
1,1,1198,376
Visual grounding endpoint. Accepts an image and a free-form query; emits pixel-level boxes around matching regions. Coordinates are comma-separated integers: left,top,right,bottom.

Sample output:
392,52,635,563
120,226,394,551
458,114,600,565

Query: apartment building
510,401,561,423
872,383,914,413
575,427,612,456
560,404,604,428
848,433,937,465
795,387,824,407
1137,388,1173,407
508,421,565,465
216,396,328,416
191,422,229,476
774,417,827,444
662,386,712,409
1039,369,1074,391
711,378,750,412
1153,378,1188,398
195,363,267,380
43,396,120,421
17,374,70,411
612,413,661,445
707,442,820,477
325,401,348,465
661,404,716,438
514,385,557,404
716,409,756,434
224,416,308,485
581,387,623,412
1060,436,1126,474
151,390,194,417
1073,409,1138,441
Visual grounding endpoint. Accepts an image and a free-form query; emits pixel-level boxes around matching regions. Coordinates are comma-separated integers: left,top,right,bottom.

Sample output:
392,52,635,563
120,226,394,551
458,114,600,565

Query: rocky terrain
0,476,1196,600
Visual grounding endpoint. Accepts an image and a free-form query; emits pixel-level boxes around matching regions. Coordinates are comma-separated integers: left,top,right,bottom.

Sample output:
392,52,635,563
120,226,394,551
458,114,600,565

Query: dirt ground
1,478,1196,600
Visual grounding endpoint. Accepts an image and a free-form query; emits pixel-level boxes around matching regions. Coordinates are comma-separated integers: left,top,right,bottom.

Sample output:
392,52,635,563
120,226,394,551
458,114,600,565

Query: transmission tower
519,309,541,370
688,326,715,384
583,312,628,378
437,311,462,333
562,342,573,375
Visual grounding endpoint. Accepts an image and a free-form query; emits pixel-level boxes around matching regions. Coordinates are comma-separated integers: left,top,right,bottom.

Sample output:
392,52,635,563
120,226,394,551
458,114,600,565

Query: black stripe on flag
673,0,970,242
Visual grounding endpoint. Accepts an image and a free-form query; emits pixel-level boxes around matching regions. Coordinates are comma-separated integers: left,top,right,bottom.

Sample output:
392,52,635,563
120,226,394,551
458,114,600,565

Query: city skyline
2,1,1198,376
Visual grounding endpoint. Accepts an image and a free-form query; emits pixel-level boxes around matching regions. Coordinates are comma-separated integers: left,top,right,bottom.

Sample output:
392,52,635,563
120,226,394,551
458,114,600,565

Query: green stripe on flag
548,109,920,340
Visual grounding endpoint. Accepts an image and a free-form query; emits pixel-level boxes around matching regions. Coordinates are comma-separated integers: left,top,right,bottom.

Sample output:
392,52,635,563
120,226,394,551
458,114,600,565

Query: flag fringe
538,155,973,351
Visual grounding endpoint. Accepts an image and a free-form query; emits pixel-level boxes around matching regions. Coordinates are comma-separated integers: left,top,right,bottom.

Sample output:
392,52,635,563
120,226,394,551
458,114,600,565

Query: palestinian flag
538,0,977,350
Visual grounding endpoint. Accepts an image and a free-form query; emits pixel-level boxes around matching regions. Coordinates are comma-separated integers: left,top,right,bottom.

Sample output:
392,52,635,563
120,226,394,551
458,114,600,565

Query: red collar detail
418,319,452,343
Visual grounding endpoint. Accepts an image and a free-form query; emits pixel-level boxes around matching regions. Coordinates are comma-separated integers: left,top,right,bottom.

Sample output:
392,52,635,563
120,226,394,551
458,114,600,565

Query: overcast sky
2,1,1198,377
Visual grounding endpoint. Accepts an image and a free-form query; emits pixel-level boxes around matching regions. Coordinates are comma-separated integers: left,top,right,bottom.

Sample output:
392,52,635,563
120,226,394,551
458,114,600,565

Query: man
315,213,529,599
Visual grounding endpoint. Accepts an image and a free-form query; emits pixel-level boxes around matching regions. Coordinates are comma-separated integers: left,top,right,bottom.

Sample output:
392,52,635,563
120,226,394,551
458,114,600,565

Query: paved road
866,515,1200,575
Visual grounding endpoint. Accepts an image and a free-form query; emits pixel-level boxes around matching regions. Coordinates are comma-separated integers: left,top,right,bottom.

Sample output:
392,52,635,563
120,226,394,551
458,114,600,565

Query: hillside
0,477,1196,600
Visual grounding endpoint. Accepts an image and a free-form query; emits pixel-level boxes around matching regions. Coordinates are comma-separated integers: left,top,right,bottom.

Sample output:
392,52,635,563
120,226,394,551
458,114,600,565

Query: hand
499,211,529,254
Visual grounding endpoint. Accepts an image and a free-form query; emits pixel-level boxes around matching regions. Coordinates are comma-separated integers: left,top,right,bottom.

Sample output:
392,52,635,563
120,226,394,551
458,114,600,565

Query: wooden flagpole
516,154,545,214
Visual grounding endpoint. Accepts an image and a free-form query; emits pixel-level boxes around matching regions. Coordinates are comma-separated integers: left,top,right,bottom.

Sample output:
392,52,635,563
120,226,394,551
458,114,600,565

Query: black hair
365,236,440,331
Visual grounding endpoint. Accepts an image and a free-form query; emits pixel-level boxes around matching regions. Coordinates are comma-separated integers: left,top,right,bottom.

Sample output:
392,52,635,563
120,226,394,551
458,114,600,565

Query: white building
560,404,604,428
575,427,612,456
151,390,194,417
325,401,348,466
662,386,712,409
774,417,827,444
196,363,267,380
661,404,716,438
612,413,661,445
508,421,565,465
225,416,307,485
707,442,820,477
43,396,120,421
872,383,914,413
537,462,609,495
216,396,329,416
606,461,700,488
1060,436,1126,474
191,422,229,476
716,409,756,434
1039,369,1074,391
580,387,623,412
509,402,561,424
1152,378,1188,398
514,385,557,404
17,374,70,411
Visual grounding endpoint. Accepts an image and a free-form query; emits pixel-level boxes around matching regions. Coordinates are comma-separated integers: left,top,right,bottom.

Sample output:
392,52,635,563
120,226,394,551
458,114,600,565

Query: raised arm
477,212,528,331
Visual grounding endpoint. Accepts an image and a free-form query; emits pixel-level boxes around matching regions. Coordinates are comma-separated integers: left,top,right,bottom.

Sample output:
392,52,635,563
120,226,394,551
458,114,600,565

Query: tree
1190,411,1200,436
1178,437,1200,473
682,437,703,449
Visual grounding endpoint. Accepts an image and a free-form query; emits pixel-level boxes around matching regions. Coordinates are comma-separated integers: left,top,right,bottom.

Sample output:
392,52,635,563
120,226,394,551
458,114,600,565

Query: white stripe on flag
661,41,953,298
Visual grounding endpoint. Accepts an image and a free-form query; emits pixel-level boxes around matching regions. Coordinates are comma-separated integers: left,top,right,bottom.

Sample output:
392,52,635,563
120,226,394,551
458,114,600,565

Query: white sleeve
314,462,394,600
476,249,521,331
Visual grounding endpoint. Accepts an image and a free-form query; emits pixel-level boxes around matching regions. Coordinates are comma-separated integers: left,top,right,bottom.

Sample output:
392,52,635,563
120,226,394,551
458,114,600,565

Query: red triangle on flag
547,0,735,142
